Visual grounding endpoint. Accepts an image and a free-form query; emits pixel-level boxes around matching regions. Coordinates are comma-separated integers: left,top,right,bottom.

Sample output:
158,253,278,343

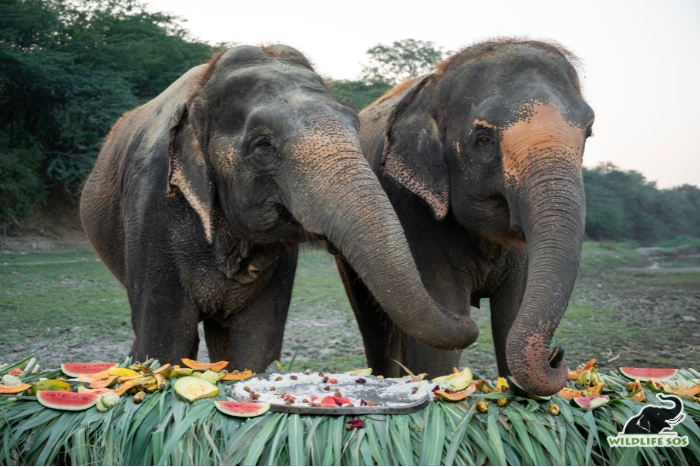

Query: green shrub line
1,356,698,465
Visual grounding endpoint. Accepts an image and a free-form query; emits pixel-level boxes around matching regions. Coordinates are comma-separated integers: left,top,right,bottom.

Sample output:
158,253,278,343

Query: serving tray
228,371,430,415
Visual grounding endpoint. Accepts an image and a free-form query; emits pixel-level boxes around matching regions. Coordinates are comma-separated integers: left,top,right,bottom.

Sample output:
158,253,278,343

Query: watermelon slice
215,401,271,417
37,390,99,411
61,362,117,377
571,395,610,409
619,367,677,382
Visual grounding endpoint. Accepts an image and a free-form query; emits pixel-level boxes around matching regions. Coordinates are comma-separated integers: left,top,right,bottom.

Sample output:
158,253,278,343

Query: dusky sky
144,0,700,188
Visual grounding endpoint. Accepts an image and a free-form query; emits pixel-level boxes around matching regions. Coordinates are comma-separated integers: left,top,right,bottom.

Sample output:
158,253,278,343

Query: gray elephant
80,45,475,372
335,39,595,396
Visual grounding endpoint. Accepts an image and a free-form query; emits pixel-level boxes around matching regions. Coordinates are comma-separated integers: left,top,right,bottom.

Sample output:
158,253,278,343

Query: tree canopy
1,18,697,244
0,0,214,224
360,39,444,86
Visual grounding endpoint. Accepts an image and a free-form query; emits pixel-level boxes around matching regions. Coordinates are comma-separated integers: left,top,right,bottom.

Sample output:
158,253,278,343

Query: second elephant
336,39,595,396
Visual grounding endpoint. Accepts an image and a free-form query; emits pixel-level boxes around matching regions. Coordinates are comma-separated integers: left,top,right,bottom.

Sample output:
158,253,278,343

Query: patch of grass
578,241,644,271
659,235,700,249
0,252,132,367
2,242,697,379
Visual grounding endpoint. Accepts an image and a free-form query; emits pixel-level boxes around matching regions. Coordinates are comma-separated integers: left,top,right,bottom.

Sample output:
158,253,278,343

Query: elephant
80,44,477,372
622,394,686,434
335,39,595,396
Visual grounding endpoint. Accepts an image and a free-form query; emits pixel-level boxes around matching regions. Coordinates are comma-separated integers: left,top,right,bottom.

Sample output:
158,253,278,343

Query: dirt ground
1,216,698,379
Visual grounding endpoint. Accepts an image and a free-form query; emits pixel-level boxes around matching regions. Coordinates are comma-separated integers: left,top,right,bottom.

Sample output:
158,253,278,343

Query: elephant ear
382,76,449,220
166,102,216,243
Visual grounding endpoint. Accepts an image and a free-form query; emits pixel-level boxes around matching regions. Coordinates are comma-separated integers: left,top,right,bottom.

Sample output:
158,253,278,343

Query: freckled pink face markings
472,102,585,183
500,102,584,182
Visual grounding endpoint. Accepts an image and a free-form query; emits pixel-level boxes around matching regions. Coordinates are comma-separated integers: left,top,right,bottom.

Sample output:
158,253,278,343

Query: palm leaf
2,356,700,465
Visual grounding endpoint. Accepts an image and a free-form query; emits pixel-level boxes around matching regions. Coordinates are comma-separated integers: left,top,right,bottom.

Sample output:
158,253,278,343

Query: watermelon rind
618,367,678,382
61,362,118,377
215,400,271,417
571,395,610,409
36,390,99,411
505,375,551,401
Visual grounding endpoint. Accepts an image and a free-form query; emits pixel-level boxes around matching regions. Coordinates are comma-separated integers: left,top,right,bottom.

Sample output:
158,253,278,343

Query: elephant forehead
499,101,584,182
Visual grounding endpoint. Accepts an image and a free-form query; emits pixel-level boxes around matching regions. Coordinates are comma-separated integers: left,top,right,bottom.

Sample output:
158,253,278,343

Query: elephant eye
476,135,493,145
247,135,279,168
256,138,273,148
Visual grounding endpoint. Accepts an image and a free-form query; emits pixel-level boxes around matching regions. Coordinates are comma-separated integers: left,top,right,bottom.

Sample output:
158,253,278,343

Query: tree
0,0,214,224
360,39,444,85
326,79,391,111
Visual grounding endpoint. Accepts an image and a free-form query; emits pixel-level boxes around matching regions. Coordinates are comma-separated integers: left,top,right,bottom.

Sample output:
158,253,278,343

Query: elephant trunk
284,129,479,350
505,149,586,396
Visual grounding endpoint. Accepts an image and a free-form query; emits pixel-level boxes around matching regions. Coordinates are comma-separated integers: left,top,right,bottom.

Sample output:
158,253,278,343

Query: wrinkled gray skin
80,45,477,372
335,40,595,396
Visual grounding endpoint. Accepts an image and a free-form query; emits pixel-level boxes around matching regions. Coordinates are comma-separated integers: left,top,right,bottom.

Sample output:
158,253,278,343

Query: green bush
0,144,47,225
0,0,214,223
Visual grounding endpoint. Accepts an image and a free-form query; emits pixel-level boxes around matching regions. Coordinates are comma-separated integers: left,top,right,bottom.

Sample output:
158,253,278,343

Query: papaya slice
0,383,31,394
114,380,137,396
628,379,646,403
221,370,253,381
436,383,477,401
89,376,118,389
181,358,229,372
557,387,584,401
588,382,605,396
666,386,700,397
568,359,596,380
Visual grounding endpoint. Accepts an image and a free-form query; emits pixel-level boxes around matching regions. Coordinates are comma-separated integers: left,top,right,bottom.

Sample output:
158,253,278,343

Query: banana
578,369,592,387
169,368,194,378
131,375,157,390
548,403,560,416
133,391,146,404
145,383,159,393
154,374,166,391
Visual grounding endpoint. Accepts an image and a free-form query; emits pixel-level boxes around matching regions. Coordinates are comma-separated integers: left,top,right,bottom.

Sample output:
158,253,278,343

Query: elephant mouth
275,203,301,226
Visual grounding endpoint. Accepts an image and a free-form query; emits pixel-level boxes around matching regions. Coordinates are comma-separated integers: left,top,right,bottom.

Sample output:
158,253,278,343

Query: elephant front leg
128,274,201,365
222,245,299,373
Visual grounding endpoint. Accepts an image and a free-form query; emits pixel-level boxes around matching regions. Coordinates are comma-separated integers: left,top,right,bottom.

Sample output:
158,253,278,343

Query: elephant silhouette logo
608,394,689,448
622,394,685,434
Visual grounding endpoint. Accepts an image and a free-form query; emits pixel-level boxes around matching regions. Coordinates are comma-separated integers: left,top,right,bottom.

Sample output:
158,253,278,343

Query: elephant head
380,40,594,395
167,45,478,350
